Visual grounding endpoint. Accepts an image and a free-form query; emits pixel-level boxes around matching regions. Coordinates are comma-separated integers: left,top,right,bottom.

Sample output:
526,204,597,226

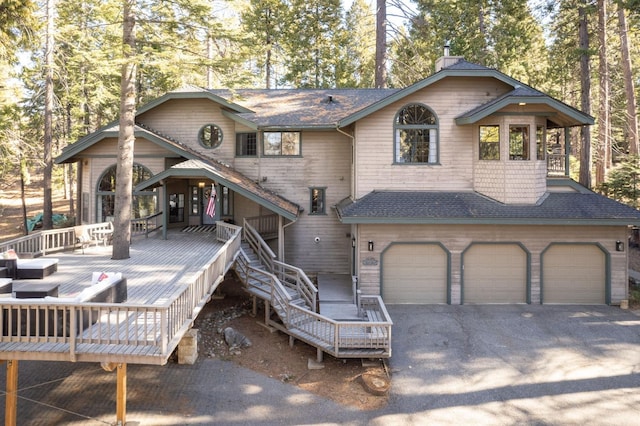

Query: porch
0,223,241,365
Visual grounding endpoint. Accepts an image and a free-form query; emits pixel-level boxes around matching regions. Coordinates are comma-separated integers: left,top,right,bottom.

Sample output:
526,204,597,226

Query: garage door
382,243,448,303
463,244,527,303
542,244,606,304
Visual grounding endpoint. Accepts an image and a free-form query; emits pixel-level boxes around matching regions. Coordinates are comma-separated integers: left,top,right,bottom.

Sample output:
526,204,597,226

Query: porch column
564,127,571,177
162,184,168,240
278,215,284,261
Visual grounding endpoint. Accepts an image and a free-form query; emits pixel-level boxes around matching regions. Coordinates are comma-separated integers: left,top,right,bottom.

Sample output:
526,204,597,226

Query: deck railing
131,212,162,238
0,222,114,257
0,221,242,364
547,153,568,176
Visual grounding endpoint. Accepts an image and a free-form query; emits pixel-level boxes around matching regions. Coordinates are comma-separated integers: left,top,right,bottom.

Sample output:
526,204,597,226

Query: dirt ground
191,279,390,411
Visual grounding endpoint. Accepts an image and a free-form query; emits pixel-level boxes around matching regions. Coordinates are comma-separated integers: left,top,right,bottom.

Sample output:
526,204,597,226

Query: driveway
1,305,639,425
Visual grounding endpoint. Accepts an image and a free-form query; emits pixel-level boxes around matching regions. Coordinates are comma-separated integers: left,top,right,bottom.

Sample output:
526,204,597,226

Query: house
56,54,640,306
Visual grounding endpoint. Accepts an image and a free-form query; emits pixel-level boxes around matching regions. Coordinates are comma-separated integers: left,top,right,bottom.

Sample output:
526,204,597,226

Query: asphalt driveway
1,305,639,425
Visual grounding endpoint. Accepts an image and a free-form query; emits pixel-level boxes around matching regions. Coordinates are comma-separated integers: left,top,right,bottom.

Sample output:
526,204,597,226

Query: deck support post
5,359,18,426
316,348,323,363
251,295,257,317
116,363,127,425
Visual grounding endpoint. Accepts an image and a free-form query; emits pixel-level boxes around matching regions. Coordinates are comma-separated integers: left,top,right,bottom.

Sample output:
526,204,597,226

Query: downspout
279,215,297,262
336,125,359,282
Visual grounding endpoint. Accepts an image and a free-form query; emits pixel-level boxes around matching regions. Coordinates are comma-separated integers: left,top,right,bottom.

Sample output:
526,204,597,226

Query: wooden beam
5,360,18,426
116,363,127,424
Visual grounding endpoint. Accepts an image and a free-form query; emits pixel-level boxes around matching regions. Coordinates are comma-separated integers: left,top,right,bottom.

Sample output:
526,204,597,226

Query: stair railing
272,260,317,313
242,220,276,272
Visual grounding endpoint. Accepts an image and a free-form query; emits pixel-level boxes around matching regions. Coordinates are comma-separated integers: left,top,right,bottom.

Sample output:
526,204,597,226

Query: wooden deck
0,224,241,365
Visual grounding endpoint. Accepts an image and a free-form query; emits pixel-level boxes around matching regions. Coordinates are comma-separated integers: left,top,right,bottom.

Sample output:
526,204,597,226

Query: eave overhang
455,92,595,127
136,87,253,117
55,125,200,164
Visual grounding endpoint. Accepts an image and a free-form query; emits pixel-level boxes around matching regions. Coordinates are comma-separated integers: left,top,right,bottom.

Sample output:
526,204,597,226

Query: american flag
206,184,217,217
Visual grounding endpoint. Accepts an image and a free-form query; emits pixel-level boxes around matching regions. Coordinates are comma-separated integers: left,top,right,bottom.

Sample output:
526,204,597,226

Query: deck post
316,348,323,363
5,360,18,426
116,363,127,425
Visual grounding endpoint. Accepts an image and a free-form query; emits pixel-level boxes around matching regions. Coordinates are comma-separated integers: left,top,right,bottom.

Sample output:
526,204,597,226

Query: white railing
242,220,276,272
0,221,242,362
234,224,391,358
0,222,114,257
131,212,162,238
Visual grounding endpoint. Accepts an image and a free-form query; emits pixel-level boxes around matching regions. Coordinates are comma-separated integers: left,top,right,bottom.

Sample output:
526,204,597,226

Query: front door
202,184,219,225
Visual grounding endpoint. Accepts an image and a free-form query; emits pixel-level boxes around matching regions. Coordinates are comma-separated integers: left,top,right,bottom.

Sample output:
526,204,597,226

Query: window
263,131,300,156
394,104,438,163
236,133,257,156
309,187,326,215
536,126,546,160
96,163,156,221
479,125,500,160
198,124,223,148
169,193,185,223
509,125,530,160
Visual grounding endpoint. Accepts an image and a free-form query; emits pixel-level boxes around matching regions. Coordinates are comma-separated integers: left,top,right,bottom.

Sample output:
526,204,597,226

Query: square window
263,132,300,156
236,133,257,156
310,187,326,215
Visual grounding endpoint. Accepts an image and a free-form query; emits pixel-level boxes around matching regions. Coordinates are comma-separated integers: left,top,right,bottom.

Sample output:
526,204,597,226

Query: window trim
393,103,439,165
236,132,257,157
479,125,501,161
509,124,530,161
263,131,302,157
309,187,327,215
536,125,546,160
198,123,224,149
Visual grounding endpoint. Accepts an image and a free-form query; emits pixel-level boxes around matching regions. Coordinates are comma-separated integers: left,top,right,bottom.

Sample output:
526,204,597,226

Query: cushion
44,296,82,303
16,258,59,269
3,249,18,259
91,272,121,285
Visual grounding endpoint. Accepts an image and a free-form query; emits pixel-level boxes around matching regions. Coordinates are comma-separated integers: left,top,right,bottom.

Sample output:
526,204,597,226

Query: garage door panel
382,244,447,304
464,244,527,304
543,245,605,304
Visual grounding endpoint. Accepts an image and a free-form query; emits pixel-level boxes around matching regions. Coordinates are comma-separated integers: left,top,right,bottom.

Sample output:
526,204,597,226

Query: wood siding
357,224,629,304
353,78,513,198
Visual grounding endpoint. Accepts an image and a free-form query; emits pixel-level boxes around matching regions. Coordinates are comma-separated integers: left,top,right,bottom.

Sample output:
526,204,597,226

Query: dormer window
394,103,438,164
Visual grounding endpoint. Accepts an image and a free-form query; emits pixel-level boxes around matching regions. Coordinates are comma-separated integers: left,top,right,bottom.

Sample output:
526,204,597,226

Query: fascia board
338,216,640,226
137,91,253,116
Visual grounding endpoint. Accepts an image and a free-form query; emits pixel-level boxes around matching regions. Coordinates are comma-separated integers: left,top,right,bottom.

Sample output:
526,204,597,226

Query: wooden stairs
233,222,392,361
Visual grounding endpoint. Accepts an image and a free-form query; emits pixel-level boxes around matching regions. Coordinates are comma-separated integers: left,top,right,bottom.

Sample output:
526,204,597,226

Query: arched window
96,163,156,222
394,103,439,164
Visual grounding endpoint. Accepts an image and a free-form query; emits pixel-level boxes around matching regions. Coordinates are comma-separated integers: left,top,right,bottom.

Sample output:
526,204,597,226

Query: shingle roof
336,191,640,225
208,89,399,128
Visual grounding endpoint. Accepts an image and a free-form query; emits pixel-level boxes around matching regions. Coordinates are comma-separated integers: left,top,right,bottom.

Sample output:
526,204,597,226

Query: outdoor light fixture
616,240,624,252
198,182,205,188
368,241,374,251
352,238,356,248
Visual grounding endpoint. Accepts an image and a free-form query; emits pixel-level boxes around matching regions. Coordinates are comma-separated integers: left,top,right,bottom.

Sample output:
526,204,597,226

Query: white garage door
463,244,527,303
382,244,448,303
542,244,606,304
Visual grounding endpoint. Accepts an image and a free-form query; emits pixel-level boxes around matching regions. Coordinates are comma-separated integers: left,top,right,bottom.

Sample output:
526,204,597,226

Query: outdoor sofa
0,255,59,280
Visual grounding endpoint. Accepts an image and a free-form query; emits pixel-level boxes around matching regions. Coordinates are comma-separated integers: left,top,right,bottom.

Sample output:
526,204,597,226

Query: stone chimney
435,40,464,72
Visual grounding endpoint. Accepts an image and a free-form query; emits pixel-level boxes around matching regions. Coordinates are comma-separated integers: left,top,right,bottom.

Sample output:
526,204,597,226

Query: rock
223,327,252,350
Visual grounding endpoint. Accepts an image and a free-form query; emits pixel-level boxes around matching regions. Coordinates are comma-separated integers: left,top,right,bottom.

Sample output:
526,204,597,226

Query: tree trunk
112,0,137,260
578,5,592,189
374,0,387,88
595,0,610,185
617,2,638,155
42,0,55,230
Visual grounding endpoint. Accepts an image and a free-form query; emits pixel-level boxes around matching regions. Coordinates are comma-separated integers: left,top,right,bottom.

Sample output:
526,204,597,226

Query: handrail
0,222,113,257
131,212,162,238
272,260,317,313
242,219,276,271
0,221,243,363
